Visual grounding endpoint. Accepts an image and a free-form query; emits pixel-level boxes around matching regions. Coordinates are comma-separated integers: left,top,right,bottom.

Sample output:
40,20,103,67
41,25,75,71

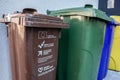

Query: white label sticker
37,51,43,56
38,31,56,39
37,49,52,57
38,67,44,73
38,42,54,49
44,43,54,48
43,49,52,55
38,65,55,77
38,40,45,49
38,55,53,63
107,0,115,9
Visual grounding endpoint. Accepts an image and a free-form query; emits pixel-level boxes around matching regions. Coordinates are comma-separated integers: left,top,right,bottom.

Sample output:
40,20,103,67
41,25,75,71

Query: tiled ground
104,70,120,80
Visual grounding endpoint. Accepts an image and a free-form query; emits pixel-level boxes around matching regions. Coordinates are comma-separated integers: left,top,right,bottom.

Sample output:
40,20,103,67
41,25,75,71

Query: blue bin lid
108,18,119,26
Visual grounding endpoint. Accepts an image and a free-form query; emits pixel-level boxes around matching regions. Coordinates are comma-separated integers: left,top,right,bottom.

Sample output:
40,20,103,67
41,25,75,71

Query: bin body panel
98,22,115,80
7,23,27,80
109,16,120,71
67,16,106,80
26,28,59,80
57,29,69,80
57,16,70,80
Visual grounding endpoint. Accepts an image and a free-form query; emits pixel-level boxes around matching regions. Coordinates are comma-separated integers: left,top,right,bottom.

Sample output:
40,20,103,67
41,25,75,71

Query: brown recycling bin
0,8,68,80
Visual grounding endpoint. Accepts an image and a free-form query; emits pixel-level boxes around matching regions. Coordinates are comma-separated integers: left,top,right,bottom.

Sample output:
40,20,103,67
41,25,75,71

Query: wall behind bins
0,23,12,80
0,0,98,15
0,0,98,80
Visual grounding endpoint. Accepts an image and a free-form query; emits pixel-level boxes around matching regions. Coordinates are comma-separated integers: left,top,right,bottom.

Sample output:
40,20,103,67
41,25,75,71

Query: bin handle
22,8,38,14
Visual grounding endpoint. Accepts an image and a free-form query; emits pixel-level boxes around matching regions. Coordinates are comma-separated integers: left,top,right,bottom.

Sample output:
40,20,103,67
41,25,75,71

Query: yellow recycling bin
109,16,120,71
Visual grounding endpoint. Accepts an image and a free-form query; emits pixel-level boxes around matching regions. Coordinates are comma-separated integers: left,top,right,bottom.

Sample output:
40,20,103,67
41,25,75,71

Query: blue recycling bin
98,19,117,80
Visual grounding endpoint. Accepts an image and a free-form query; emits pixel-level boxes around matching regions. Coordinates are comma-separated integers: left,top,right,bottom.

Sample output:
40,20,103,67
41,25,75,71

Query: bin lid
0,8,69,29
47,4,112,22
105,15,119,26
108,19,119,26
110,16,120,26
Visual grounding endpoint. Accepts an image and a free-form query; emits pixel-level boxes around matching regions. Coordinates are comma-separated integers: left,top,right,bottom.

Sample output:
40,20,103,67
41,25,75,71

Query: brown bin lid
0,8,69,28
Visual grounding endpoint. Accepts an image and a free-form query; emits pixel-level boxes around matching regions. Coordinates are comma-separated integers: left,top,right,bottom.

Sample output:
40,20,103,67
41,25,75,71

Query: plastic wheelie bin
98,18,117,80
109,16,120,71
0,8,68,80
47,4,112,80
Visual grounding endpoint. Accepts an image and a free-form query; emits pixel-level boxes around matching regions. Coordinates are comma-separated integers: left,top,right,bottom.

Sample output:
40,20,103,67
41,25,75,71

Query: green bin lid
47,4,112,22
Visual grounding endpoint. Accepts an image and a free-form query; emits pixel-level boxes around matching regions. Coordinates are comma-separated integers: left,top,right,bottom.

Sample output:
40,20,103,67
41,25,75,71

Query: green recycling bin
47,4,112,80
